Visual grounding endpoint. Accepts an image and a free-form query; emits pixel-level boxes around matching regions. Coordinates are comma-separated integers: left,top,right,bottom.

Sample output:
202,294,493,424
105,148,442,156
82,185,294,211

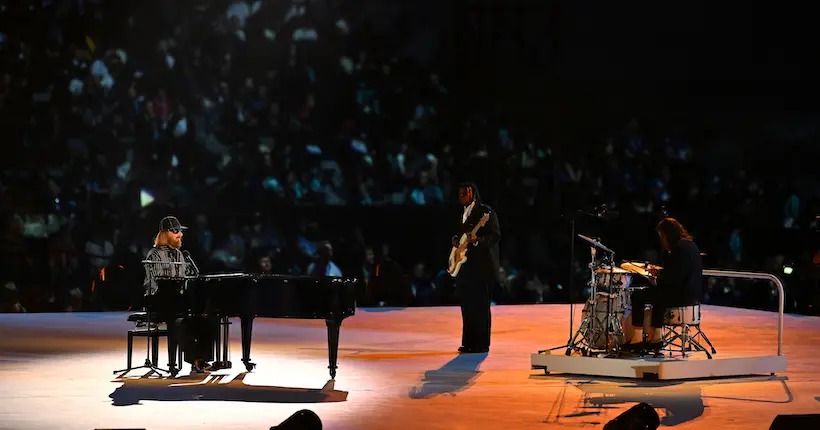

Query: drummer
623,218,703,353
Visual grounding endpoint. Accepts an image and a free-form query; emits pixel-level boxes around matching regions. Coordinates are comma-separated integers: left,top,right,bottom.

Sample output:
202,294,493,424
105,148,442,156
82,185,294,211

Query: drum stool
662,304,717,359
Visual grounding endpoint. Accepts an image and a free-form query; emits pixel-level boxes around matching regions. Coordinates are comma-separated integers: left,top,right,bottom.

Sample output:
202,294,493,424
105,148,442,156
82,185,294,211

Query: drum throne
662,304,718,359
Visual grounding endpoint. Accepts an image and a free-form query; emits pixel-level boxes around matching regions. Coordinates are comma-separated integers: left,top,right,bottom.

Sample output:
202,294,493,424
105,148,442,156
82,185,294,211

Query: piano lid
157,272,360,285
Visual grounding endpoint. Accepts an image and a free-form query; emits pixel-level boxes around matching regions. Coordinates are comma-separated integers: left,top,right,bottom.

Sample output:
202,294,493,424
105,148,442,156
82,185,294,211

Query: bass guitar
447,212,490,277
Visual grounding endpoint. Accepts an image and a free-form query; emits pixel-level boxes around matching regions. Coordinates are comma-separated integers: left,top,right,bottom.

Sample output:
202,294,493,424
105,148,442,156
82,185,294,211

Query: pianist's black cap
159,215,188,232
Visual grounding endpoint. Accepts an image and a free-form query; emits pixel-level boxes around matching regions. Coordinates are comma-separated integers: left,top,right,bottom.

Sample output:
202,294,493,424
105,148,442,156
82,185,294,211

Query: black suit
453,200,501,351
633,239,703,328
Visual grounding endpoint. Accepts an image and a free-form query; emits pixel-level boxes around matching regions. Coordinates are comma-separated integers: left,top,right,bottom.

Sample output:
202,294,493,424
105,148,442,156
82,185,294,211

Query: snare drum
594,267,632,290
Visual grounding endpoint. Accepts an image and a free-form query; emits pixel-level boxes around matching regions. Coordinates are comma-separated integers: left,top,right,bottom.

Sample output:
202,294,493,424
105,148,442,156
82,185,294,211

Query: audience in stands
0,1,817,314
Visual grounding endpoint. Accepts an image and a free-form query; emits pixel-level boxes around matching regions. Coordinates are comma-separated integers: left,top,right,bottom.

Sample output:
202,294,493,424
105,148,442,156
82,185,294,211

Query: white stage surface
1,304,819,429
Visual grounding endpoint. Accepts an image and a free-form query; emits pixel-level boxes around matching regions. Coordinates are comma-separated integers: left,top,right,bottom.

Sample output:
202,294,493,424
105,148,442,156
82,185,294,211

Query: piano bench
123,314,182,371
127,312,161,327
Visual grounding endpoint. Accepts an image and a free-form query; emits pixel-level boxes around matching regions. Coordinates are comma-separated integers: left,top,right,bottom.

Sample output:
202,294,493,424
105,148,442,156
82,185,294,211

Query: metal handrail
702,269,785,356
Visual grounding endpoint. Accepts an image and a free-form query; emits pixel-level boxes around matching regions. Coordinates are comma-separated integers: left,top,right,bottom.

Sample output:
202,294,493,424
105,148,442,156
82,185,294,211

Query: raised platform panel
531,352,788,380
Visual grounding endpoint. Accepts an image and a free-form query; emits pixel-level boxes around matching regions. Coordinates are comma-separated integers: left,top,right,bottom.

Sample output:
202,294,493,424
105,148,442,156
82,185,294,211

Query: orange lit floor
1,305,819,430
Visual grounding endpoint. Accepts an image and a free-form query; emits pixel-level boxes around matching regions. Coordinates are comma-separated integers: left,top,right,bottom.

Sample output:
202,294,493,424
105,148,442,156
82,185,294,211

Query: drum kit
564,234,663,357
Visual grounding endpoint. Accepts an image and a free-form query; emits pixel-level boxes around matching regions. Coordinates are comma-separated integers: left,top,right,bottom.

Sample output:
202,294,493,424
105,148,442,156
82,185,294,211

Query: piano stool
123,312,182,371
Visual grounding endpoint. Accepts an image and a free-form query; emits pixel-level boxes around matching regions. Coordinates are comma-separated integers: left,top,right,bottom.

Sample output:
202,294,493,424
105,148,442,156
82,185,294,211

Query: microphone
182,250,200,275
599,210,619,220
593,205,619,220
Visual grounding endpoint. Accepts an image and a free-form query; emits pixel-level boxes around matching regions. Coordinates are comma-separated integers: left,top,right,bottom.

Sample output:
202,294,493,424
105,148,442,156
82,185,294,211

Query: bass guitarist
449,182,501,354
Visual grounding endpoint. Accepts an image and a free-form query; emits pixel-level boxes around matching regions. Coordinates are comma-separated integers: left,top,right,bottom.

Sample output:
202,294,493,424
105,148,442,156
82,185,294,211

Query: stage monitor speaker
769,414,820,430
603,402,660,430
271,409,322,430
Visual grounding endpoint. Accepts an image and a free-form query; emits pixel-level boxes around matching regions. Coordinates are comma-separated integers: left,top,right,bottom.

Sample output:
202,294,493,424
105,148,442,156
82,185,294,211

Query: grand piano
157,272,358,379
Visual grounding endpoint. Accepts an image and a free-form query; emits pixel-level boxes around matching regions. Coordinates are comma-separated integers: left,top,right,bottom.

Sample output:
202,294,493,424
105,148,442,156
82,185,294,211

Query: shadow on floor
408,352,488,399
109,373,348,406
358,307,407,312
540,374,792,427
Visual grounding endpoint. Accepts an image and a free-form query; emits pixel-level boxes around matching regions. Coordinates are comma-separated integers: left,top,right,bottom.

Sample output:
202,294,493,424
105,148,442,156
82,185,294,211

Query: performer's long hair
657,218,692,251
154,230,182,248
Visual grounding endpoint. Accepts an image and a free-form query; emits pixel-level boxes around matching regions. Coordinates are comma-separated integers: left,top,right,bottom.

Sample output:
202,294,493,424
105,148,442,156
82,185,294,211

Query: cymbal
620,261,663,279
620,263,651,277
577,234,614,254
621,261,663,270
594,267,631,274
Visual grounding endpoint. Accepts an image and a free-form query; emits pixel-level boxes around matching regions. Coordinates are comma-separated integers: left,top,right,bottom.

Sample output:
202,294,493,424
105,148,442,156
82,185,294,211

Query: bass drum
581,291,629,349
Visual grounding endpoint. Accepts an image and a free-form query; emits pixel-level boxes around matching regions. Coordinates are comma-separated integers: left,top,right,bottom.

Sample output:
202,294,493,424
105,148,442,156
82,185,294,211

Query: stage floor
1,304,819,430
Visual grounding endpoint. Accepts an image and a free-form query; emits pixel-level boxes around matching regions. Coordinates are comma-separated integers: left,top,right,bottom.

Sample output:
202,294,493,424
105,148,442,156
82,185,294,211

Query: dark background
0,0,817,314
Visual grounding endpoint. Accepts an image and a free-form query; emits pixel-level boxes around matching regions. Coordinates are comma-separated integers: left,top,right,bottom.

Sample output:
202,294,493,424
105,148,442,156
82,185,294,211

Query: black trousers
631,287,671,329
456,277,492,350
179,315,218,364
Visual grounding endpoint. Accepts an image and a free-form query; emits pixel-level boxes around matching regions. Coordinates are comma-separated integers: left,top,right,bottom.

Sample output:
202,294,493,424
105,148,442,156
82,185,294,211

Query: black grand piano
157,272,357,379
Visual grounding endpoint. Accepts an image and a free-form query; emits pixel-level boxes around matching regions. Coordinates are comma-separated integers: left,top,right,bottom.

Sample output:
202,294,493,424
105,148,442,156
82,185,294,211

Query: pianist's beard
156,230,182,249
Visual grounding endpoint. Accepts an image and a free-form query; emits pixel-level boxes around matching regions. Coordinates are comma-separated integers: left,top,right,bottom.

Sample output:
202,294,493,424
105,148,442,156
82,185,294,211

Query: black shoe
646,341,663,352
639,342,663,357
459,347,489,354
623,343,643,353
192,359,212,373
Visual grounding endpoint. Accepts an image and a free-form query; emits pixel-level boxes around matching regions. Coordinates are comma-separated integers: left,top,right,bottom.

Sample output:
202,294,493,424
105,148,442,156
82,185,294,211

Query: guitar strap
463,205,486,232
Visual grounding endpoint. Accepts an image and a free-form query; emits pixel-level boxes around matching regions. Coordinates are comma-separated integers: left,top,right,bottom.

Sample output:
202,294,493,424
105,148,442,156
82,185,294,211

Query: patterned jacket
143,246,198,296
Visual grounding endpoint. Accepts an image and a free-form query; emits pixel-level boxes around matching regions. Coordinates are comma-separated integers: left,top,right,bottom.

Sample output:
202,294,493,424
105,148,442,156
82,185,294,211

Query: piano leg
240,315,256,372
211,317,232,370
326,319,341,380
212,318,221,368
221,317,231,369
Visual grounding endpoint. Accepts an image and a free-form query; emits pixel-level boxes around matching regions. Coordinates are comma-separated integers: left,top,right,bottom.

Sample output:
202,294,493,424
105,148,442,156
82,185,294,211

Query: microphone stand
552,216,577,351
544,211,586,355
542,207,614,356
569,216,576,344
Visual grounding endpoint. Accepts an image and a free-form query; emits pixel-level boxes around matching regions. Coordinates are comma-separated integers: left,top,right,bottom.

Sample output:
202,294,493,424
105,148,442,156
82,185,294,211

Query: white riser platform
530,352,787,380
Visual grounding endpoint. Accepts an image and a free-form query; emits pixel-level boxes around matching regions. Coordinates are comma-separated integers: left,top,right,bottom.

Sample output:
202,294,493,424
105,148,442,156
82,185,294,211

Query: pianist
143,215,214,374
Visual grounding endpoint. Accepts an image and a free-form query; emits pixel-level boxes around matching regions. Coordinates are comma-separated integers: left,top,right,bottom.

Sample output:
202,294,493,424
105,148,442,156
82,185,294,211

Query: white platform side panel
530,352,787,380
